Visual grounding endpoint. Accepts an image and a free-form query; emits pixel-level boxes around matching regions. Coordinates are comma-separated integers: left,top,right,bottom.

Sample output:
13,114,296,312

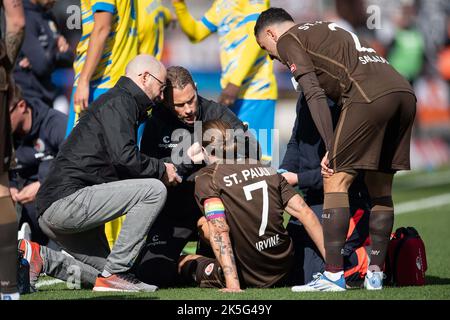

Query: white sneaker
292,272,346,292
364,270,384,290
18,222,31,240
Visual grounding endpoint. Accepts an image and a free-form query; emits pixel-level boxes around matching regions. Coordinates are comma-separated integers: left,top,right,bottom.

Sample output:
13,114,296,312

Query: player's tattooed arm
285,194,326,259
3,0,25,66
208,217,242,292
204,197,242,292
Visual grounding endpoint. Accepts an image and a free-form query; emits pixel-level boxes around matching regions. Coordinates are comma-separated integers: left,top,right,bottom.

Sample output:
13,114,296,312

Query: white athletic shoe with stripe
291,272,346,292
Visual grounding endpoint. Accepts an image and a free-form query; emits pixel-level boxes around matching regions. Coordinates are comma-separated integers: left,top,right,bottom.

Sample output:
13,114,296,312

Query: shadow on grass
425,275,450,285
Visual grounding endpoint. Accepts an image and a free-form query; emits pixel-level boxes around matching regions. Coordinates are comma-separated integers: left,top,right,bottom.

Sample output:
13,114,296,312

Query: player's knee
365,172,393,198
323,172,354,193
371,196,393,211
143,179,167,202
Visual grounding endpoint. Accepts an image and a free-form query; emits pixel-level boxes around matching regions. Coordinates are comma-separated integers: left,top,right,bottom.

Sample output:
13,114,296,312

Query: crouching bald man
19,55,180,292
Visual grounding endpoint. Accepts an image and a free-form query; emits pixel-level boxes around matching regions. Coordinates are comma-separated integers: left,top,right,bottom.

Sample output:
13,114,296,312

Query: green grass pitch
21,167,450,300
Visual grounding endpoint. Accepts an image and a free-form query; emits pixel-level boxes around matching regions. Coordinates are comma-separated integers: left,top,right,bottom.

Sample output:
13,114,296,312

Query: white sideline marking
396,193,450,215
36,279,64,288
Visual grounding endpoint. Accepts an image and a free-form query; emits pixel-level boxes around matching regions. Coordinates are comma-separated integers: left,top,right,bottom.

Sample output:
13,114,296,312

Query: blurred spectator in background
135,0,173,143
136,0,173,60
13,0,74,107
416,0,449,73
437,15,450,82
8,84,67,245
172,0,277,162
26,0,450,171
387,0,425,85
65,0,138,136
334,0,367,33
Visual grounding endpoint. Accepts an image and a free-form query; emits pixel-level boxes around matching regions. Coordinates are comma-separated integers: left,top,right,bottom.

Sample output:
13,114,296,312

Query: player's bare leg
364,171,394,290
0,173,20,300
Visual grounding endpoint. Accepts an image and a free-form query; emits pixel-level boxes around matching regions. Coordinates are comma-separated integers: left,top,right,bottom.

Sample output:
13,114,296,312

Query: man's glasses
138,72,167,91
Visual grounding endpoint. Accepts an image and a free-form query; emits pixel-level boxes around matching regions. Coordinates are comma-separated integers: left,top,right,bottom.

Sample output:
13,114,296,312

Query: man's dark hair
254,7,294,36
166,66,195,91
8,82,24,112
163,66,197,111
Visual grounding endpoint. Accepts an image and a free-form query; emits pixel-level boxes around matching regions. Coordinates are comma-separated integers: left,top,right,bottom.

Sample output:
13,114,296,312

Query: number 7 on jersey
243,181,269,237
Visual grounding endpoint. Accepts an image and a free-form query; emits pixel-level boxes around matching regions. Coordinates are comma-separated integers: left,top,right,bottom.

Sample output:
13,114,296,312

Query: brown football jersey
195,162,298,288
277,21,415,105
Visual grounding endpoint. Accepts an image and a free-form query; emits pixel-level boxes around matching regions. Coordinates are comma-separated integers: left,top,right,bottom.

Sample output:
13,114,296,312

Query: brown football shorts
181,256,225,289
329,91,416,173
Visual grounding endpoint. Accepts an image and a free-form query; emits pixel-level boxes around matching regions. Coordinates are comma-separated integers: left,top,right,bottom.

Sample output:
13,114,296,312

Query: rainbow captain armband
204,198,225,220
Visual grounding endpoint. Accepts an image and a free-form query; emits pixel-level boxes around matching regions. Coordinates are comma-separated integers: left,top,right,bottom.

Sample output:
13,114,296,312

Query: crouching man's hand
15,181,40,204
281,172,298,186
187,142,204,164
162,163,182,186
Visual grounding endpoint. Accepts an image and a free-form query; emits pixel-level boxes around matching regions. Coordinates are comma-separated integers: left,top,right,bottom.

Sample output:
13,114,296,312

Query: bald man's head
126,54,167,102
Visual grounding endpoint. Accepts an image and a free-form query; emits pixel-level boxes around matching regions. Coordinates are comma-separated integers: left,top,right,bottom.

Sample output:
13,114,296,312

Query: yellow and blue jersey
174,0,277,101
136,0,171,60
74,0,138,89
